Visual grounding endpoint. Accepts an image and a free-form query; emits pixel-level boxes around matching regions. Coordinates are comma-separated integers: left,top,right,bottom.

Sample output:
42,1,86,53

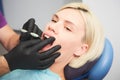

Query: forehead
55,8,85,28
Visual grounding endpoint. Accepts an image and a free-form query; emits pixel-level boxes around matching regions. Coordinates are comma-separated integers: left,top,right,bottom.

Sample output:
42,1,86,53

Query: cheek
44,25,49,30
58,36,77,53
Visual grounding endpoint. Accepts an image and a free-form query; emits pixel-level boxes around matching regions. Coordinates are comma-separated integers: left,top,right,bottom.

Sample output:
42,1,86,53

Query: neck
50,61,66,80
49,57,74,80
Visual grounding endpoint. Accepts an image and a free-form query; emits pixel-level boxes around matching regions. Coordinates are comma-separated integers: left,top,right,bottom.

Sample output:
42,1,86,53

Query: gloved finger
39,52,60,65
20,32,32,41
21,39,41,48
22,18,42,36
49,52,61,59
37,45,61,59
32,24,39,33
30,37,55,51
36,27,42,37
33,24,43,36
21,28,40,38
37,52,60,69
20,32,40,42
37,60,54,70
23,18,35,32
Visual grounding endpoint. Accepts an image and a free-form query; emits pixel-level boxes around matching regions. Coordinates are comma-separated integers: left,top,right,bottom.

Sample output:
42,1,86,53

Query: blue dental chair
64,39,113,80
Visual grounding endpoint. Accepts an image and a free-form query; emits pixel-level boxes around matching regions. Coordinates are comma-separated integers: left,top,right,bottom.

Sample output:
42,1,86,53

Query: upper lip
42,32,55,47
42,32,54,40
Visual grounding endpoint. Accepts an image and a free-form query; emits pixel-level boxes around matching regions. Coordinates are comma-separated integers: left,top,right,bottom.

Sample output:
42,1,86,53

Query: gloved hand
20,18,42,41
4,37,61,70
4,18,61,70
22,18,42,35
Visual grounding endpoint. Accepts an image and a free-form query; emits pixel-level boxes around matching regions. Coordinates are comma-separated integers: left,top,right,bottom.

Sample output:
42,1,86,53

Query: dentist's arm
0,56,9,76
0,12,19,51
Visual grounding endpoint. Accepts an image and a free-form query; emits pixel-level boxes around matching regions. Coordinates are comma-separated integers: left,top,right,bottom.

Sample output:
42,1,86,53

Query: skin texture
41,8,88,80
0,25,19,76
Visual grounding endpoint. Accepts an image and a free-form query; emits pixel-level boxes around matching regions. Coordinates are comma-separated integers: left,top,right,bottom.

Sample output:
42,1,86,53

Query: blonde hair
58,2,105,68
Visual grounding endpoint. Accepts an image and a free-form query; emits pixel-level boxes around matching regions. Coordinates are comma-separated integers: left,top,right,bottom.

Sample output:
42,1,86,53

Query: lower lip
41,44,52,51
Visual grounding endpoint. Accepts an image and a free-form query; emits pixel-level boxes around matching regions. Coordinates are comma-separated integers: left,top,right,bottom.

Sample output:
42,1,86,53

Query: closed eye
65,26,71,31
51,19,57,23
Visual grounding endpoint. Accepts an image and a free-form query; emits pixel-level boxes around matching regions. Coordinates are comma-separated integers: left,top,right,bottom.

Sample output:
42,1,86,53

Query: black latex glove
20,18,42,41
22,18,42,35
4,18,61,70
4,37,61,70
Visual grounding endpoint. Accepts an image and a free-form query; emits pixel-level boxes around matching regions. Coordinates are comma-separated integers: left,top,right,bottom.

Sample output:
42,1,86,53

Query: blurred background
0,0,120,79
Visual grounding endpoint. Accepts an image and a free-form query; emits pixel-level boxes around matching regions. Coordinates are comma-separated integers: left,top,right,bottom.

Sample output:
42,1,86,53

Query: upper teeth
44,34,50,38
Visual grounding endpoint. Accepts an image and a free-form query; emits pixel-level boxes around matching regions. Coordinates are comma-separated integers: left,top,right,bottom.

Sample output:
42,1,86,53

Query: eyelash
51,19,72,31
51,19,57,23
65,26,71,31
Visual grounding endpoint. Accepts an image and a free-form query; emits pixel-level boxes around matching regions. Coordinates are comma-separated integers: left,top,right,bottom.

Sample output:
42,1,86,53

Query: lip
41,32,56,52
42,32,55,40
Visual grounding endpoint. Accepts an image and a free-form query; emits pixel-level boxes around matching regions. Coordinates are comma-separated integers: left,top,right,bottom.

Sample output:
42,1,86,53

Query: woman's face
42,8,87,62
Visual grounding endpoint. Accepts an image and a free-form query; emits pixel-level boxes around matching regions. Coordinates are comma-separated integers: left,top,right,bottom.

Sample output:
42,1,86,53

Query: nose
47,23,59,34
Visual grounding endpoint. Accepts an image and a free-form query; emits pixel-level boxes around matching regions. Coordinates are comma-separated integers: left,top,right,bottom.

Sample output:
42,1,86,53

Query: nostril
48,26,55,33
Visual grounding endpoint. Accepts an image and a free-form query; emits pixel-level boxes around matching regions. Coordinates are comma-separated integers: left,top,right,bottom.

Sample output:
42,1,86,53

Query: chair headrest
64,39,113,80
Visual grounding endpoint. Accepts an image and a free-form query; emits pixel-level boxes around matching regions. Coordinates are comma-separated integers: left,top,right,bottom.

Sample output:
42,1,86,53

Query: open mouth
43,34,54,44
42,34,50,40
41,34,54,51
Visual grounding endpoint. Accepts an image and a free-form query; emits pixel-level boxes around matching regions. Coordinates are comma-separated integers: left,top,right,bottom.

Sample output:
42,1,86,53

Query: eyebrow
53,14,78,30
53,14,58,19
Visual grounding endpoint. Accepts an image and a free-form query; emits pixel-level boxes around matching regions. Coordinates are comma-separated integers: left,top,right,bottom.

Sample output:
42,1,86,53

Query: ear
74,44,88,57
